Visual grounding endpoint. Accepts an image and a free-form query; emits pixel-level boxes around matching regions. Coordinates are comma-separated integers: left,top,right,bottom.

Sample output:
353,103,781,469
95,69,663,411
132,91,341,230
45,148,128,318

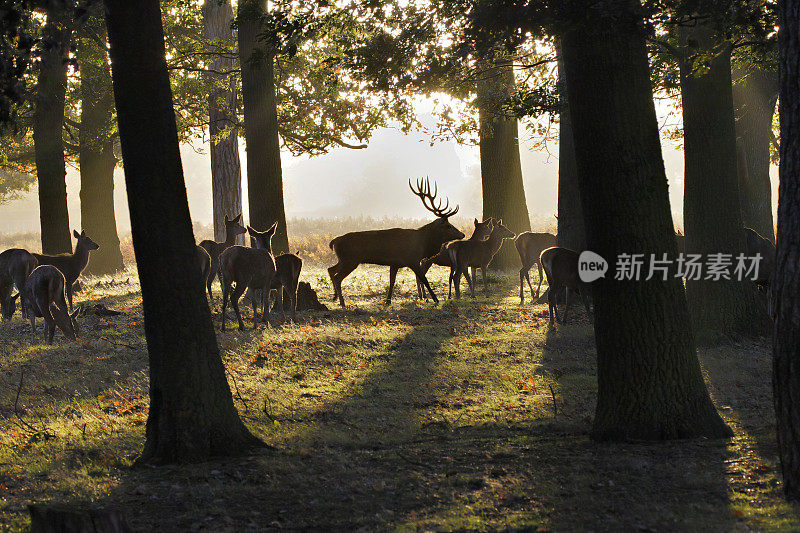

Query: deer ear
225,214,231,223
71,305,83,319
268,221,278,234
474,218,479,226
73,230,80,239
247,226,258,237
497,219,503,225
234,214,242,223
10,293,19,303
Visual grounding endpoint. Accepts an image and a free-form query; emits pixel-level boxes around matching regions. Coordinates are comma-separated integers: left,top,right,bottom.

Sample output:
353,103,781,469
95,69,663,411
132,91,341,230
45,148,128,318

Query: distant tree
34,4,73,254
203,0,244,244
103,0,262,463
75,5,124,274
773,0,800,501
559,0,732,440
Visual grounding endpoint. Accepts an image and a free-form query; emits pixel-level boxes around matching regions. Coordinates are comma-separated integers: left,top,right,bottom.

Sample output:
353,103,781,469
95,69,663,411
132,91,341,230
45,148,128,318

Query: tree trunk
203,0,243,245
477,58,531,269
773,0,800,501
238,0,289,254
103,0,263,464
77,12,125,275
555,41,586,251
560,0,732,441
733,65,778,242
680,26,770,337
34,8,72,255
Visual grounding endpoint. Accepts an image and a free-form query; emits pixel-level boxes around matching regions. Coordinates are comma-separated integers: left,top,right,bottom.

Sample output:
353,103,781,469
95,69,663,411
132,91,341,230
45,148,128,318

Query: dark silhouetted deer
448,220,516,298
539,246,591,327
0,248,38,321
419,218,494,299
22,265,83,343
514,231,557,304
33,230,99,311
328,178,464,307
199,213,246,300
219,223,277,331
270,253,302,322
197,245,212,300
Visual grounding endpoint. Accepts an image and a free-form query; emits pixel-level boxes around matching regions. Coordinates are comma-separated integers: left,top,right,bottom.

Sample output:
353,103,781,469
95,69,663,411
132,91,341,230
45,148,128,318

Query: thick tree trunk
774,0,800,501
555,42,586,252
77,13,124,274
733,65,778,242
477,58,531,269
103,0,263,464
34,9,72,255
203,0,243,245
680,26,770,337
238,0,289,254
560,0,731,441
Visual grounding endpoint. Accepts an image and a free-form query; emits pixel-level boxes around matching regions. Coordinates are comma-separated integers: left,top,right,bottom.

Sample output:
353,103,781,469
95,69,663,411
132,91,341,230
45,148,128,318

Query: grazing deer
22,265,82,343
419,218,494,299
197,245,212,300
514,231,557,304
199,213,247,300
328,177,464,307
539,246,591,327
0,248,38,321
219,223,277,331
33,230,99,311
448,220,516,298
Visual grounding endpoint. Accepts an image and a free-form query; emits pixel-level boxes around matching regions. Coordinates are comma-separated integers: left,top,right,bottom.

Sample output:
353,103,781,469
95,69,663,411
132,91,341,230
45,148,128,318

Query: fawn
22,265,82,343
33,230,99,311
448,220,516,298
219,223,277,331
514,231,557,304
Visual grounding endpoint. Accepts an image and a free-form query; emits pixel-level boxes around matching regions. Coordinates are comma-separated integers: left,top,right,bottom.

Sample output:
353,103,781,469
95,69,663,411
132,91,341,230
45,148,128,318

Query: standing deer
514,231,557,303
270,254,303,322
0,248,38,321
197,245,212,300
22,265,82,343
448,220,516,298
199,213,246,300
219,223,277,331
539,246,592,327
328,177,464,307
419,218,494,299
33,230,99,311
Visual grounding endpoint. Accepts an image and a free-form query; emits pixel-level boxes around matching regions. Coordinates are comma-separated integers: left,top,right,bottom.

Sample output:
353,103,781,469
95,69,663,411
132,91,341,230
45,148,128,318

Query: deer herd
0,178,778,342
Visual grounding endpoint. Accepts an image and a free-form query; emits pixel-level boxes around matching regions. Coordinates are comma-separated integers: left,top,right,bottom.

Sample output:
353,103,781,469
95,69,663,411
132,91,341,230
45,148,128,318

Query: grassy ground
0,264,797,531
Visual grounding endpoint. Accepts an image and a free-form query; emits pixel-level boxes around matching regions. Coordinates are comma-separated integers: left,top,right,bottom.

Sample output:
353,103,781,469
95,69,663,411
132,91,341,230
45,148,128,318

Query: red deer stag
0,248,38,321
514,231,557,304
33,230,99,311
328,178,464,307
199,213,246,300
22,265,82,343
539,246,592,327
447,220,516,299
219,223,277,331
419,218,494,299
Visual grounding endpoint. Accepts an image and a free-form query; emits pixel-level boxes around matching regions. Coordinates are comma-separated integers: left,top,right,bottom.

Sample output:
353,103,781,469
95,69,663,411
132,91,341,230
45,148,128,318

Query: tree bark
77,11,124,275
203,0,244,245
555,41,585,252
238,0,289,254
733,65,778,242
477,58,532,269
34,7,72,255
680,25,770,337
103,0,263,464
560,0,732,441
773,0,800,501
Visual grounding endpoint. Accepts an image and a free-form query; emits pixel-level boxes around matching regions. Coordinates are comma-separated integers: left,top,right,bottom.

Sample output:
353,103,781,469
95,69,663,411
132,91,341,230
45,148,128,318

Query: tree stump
29,504,133,533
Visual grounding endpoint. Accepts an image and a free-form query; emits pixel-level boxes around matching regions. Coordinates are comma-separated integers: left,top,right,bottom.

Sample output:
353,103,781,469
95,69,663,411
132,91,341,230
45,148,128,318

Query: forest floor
0,264,797,531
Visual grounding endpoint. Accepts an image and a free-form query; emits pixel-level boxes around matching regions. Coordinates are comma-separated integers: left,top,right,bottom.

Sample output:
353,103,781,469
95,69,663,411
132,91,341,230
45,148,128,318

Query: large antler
408,176,459,218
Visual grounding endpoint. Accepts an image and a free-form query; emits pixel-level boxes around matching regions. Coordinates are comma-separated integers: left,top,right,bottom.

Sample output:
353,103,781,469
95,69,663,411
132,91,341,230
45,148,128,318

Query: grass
0,263,797,531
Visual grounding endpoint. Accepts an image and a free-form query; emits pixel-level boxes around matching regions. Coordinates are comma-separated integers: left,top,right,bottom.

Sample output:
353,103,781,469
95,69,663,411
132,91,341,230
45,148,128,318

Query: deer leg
580,289,592,322
261,276,275,325
563,287,572,324
534,261,543,299
547,285,558,327
220,279,231,331
413,266,438,304
333,262,357,308
328,263,340,302
231,283,247,331
43,304,55,344
481,267,488,293
66,284,73,312
386,266,399,305
278,286,287,321
519,267,527,305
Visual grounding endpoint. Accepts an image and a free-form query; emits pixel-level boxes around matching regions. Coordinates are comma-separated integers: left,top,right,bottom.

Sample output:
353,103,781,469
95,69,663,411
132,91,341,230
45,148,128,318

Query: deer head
409,177,464,242
492,219,516,240
472,218,494,240
248,222,278,251
225,214,247,238
1,293,19,321
73,230,100,251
